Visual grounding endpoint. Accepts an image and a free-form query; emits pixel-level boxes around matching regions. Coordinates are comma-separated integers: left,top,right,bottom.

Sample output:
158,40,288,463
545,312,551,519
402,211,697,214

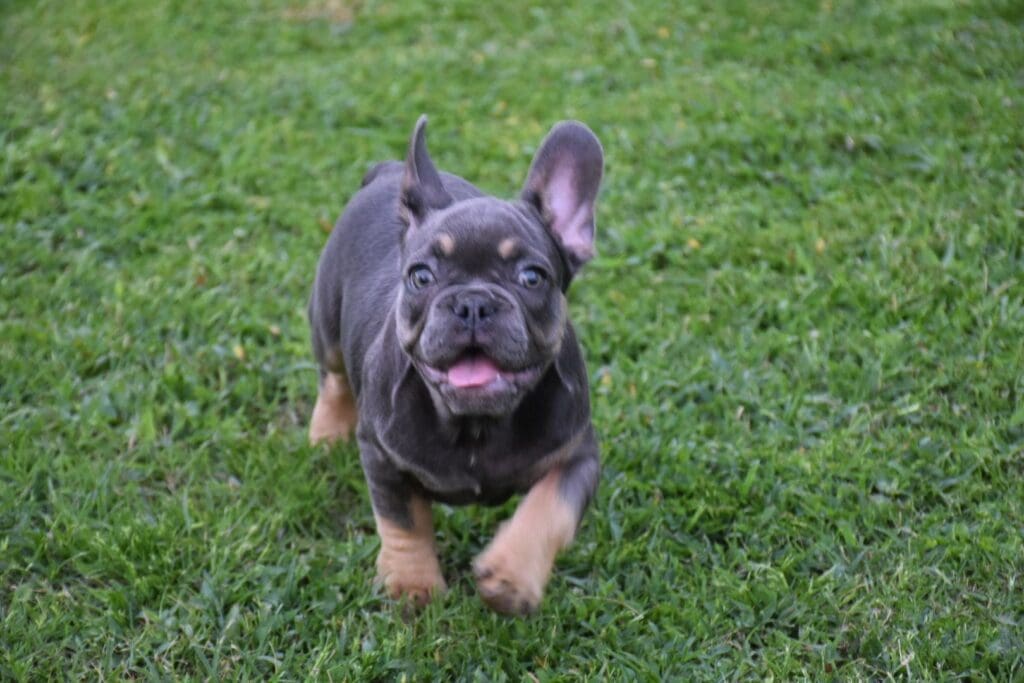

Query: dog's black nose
453,292,498,328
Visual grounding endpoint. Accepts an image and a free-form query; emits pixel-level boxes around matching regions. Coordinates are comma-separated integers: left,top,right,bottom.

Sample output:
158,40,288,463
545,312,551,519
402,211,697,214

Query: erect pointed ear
521,121,604,272
400,115,453,230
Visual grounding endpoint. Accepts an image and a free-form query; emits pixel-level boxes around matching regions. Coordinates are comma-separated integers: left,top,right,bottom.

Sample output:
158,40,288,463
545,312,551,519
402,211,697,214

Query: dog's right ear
400,115,453,231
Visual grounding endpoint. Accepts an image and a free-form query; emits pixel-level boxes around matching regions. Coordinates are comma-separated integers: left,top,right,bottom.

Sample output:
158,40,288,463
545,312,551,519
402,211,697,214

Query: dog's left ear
522,121,604,273
400,115,453,231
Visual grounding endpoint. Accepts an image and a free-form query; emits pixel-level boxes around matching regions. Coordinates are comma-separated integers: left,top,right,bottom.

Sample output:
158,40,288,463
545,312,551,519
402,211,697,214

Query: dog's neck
452,416,491,444
422,381,506,444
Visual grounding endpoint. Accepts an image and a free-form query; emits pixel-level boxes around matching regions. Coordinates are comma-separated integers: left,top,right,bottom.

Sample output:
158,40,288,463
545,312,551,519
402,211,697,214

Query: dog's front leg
359,440,446,607
473,439,600,615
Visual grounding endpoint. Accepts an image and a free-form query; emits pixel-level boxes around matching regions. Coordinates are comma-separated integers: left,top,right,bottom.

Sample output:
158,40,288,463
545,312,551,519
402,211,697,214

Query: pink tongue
447,356,501,388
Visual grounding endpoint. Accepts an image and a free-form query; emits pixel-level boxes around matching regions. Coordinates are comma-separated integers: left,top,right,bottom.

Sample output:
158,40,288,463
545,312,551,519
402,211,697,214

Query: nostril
451,292,499,326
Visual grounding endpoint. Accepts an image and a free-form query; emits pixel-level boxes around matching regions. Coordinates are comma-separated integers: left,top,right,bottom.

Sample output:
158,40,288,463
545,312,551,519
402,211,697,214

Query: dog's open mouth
446,353,501,388
418,350,542,392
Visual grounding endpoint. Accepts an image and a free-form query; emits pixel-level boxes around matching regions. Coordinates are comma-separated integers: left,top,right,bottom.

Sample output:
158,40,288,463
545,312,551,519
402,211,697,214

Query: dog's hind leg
308,272,358,444
309,368,358,445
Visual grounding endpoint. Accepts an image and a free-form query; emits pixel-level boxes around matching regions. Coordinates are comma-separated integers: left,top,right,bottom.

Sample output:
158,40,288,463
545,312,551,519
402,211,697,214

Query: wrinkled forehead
407,198,556,266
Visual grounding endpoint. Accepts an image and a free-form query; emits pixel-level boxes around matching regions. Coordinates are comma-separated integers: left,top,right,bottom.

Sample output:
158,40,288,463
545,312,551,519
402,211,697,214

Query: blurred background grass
2,0,1022,678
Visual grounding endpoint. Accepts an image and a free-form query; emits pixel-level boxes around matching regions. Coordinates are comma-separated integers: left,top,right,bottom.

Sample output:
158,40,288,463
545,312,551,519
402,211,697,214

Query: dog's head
394,116,603,417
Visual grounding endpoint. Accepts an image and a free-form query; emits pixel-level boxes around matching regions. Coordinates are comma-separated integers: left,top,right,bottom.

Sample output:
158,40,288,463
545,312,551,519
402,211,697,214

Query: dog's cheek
413,302,451,362
526,291,567,357
395,294,428,353
502,307,537,364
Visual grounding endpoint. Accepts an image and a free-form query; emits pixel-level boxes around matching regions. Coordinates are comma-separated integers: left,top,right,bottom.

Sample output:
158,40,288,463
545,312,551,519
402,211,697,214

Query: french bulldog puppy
307,116,603,615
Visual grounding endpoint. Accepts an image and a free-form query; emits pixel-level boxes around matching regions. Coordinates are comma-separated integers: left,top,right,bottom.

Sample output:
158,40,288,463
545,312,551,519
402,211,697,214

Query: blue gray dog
308,117,604,615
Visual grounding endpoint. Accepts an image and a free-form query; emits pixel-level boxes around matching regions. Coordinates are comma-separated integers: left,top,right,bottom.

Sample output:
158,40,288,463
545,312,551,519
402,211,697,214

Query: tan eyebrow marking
436,233,455,256
498,238,518,259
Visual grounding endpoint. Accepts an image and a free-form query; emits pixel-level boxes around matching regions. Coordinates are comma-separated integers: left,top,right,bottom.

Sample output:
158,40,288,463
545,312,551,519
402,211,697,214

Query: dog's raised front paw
472,538,545,615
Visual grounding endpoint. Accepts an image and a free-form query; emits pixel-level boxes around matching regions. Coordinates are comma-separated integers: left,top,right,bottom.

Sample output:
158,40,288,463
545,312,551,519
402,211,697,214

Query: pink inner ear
548,167,594,259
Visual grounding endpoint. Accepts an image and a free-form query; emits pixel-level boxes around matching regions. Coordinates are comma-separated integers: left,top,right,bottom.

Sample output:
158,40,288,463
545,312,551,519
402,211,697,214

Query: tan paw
377,552,447,608
374,500,445,609
473,536,545,615
471,467,579,616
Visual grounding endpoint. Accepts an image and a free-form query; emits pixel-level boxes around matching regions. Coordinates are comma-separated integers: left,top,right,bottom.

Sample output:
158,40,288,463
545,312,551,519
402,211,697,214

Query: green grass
2,0,1023,678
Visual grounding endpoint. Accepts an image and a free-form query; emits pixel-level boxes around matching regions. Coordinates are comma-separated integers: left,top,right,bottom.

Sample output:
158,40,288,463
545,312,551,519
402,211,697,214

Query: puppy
307,116,603,615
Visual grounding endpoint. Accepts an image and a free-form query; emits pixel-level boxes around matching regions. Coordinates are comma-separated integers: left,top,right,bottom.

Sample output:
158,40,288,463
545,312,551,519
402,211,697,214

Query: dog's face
394,118,603,417
396,200,569,416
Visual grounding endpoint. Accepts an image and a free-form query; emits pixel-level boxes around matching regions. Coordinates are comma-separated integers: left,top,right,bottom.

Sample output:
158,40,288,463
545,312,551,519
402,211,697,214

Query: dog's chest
376,417,573,505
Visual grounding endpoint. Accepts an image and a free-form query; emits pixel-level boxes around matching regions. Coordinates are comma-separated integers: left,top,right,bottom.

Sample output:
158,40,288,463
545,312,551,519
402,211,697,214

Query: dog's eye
518,267,545,289
407,265,435,290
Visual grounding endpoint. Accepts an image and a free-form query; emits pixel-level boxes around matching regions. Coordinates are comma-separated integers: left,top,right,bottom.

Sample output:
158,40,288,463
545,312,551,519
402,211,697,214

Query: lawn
2,0,1022,678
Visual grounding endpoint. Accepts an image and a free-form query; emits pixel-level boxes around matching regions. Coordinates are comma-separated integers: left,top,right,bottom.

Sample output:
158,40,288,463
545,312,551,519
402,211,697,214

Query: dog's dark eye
518,267,545,289
407,265,435,290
